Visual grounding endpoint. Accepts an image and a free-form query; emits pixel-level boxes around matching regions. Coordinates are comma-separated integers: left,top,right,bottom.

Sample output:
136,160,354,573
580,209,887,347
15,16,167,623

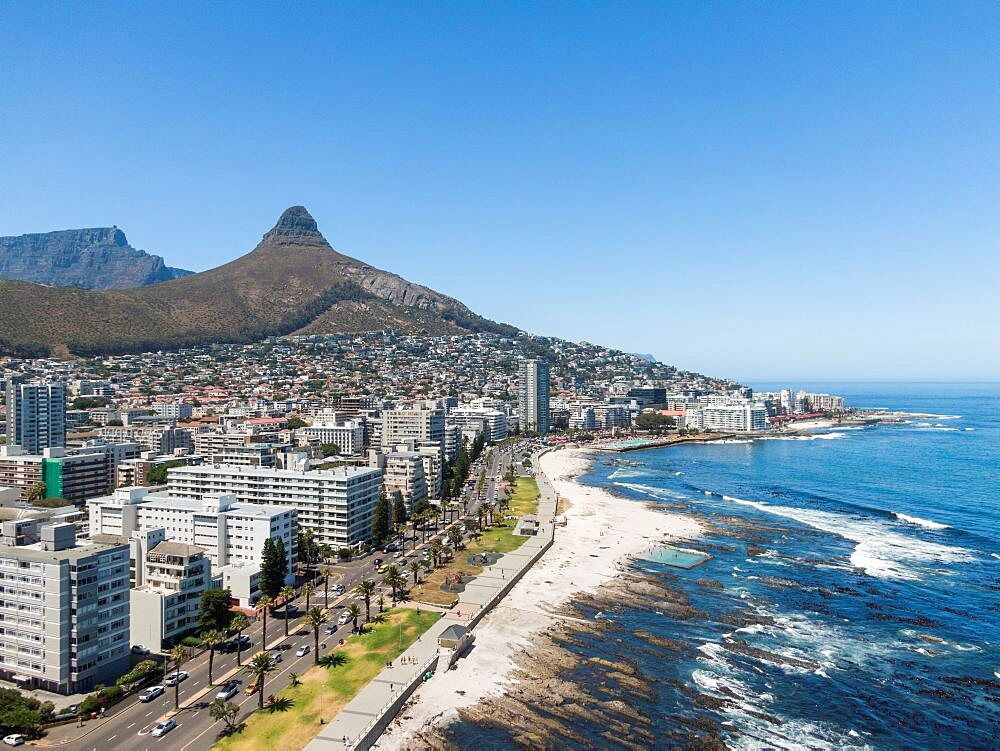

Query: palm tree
245,652,278,709
209,698,239,731
256,595,273,648
320,567,332,607
477,505,487,530
302,584,314,612
430,540,444,568
409,559,422,586
347,602,362,633
381,565,402,602
279,585,296,637
170,644,187,709
231,612,249,666
447,527,464,550
355,579,377,622
378,595,385,613
201,629,223,686
304,607,328,665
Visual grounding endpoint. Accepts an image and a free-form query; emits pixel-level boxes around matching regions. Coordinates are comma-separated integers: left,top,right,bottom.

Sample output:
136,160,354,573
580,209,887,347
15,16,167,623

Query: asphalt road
51,442,528,751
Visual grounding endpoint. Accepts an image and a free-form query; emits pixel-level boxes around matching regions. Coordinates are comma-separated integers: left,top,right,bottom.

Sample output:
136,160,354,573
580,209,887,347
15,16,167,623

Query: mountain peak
261,206,326,246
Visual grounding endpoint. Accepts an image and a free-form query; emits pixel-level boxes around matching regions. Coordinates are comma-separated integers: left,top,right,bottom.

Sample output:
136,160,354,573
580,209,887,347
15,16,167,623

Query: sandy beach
380,448,701,748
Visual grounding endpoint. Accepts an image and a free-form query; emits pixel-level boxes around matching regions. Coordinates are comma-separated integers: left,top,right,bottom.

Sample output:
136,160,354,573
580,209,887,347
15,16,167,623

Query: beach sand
380,448,701,748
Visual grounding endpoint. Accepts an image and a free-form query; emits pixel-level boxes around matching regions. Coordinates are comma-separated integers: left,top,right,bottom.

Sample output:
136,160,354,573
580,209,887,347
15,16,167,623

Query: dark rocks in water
696,578,725,590
0,226,191,289
745,544,768,556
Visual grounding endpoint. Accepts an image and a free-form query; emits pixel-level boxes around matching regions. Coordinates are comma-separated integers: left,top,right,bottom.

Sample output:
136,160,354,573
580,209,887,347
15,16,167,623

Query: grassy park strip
414,476,540,605
212,608,441,751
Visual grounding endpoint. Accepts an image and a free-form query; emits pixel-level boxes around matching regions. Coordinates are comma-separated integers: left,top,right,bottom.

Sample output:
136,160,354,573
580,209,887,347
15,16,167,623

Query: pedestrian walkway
307,450,559,751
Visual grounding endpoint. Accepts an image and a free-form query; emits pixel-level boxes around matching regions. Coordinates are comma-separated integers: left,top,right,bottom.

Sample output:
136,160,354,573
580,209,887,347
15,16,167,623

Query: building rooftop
169,463,379,480
0,538,127,563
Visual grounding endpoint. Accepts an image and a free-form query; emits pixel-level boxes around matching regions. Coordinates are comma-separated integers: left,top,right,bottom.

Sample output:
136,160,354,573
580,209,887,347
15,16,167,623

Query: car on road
337,612,350,625
394,551,403,558
270,650,283,663
373,558,383,567
215,681,240,701
332,584,345,595
3,735,25,746
296,644,310,657
139,685,165,702
164,670,188,686
324,624,336,634
151,719,177,738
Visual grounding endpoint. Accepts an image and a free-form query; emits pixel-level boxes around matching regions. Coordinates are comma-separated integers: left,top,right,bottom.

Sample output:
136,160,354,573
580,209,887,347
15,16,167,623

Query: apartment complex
685,404,769,432
447,406,508,443
0,521,130,694
382,404,445,454
5,380,66,454
519,359,551,434
165,463,382,548
295,418,365,456
88,487,296,580
368,446,428,509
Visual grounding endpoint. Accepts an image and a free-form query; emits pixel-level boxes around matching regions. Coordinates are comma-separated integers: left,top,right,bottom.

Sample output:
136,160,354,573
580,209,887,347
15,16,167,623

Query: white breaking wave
894,512,950,530
716,495,972,579
755,432,847,442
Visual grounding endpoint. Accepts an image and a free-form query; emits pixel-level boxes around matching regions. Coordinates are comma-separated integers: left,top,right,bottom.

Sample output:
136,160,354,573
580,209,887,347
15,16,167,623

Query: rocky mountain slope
0,226,192,289
0,206,514,357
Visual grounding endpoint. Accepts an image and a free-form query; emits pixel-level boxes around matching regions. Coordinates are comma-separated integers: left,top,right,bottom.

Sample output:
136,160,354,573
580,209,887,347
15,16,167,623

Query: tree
259,538,284,599
381,565,404,602
347,602,362,633
378,595,385,613
305,607,328,665
371,487,392,544
245,652,278,709
170,645,187,709
274,538,289,585
279,585,296,637
296,530,319,576
24,481,46,503
320,567,332,607
391,490,407,536
409,559,422,586
634,412,675,432
256,595,273,648
201,629,224,686
0,687,54,736
320,443,341,457
447,526,464,550
209,698,239,731
147,459,187,485
355,580,376,622
302,584,314,611
231,613,249,666
199,589,233,632
286,416,307,430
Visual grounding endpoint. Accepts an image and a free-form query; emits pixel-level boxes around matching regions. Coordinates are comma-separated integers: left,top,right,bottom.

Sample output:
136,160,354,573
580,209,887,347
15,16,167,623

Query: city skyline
1,3,997,381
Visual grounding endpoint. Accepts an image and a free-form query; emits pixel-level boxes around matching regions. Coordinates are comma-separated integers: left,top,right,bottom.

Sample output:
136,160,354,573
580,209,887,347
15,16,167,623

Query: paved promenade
307,453,559,751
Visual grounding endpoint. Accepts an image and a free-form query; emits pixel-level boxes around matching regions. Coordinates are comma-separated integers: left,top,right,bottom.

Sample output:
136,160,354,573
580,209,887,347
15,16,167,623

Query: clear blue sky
1,2,998,381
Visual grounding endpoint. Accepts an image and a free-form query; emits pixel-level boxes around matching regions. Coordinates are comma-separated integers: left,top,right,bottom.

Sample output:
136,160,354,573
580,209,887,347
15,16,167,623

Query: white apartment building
165,463,382,548
5,381,66,454
153,402,194,420
295,419,365,455
447,407,508,443
98,425,193,454
368,447,428,509
686,404,769,432
519,359,551,434
382,404,445,455
88,487,296,582
0,521,130,694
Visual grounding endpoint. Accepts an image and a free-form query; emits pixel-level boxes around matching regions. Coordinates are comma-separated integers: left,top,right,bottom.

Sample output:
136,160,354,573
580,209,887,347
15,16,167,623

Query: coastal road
50,452,515,751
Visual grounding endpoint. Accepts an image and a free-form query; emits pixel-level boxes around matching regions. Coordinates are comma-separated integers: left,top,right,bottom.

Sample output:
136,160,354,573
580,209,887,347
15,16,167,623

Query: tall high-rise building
519,359,551,434
5,380,66,453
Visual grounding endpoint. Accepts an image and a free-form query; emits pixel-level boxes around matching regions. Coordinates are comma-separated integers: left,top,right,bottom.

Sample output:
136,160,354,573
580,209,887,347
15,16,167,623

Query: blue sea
448,383,1000,750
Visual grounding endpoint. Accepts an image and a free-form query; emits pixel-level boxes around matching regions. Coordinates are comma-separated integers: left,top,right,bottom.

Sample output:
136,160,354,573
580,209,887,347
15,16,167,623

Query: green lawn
212,608,440,751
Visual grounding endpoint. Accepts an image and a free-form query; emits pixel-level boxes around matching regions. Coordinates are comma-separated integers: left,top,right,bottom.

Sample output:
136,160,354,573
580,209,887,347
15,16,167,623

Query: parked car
3,735,25,746
164,670,188,686
151,719,177,738
215,681,240,701
138,685,165,702
131,644,151,655
296,644,310,658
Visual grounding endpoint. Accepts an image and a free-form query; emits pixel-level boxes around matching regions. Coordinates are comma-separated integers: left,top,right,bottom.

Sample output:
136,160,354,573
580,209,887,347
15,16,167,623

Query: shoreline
379,448,701,747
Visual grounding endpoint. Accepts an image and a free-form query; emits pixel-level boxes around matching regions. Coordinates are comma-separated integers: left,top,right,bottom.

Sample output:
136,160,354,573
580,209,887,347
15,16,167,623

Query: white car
150,719,177,737
138,685,165,702
164,670,188,686
2,735,25,747
337,612,350,625
215,681,239,701
296,644,310,657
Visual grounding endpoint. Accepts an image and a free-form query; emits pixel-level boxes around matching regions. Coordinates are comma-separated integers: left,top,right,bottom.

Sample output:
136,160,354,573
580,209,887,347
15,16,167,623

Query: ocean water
447,383,1000,750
